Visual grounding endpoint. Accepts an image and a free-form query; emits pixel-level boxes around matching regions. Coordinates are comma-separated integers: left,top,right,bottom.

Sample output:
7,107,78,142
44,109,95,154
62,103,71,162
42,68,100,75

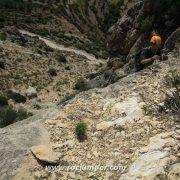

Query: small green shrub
163,92,180,115
0,106,17,128
59,94,75,104
0,94,8,106
33,103,41,109
141,16,154,32
34,28,50,36
17,107,33,121
0,32,7,41
0,106,32,128
164,70,180,88
0,60,5,69
163,70,180,117
7,91,27,103
75,122,87,142
56,54,67,64
48,68,57,76
74,78,89,91
65,66,70,70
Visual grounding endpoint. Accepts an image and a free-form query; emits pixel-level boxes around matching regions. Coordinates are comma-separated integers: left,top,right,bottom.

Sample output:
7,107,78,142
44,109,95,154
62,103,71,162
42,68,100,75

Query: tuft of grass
56,54,67,64
74,78,89,91
65,66,71,70
16,107,33,121
75,122,87,142
48,68,57,76
59,94,75,104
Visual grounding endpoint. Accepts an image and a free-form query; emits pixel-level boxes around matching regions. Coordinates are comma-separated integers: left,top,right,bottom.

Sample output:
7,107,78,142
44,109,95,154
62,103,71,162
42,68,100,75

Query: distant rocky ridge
0,0,124,58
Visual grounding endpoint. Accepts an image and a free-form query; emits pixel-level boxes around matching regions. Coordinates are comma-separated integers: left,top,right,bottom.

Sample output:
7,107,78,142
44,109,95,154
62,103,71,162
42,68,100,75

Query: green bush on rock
0,106,17,128
0,32,7,41
0,106,33,128
56,54,67,64
75,122,87,142
163,70,180,117
0,94,8,106
74,78,89,91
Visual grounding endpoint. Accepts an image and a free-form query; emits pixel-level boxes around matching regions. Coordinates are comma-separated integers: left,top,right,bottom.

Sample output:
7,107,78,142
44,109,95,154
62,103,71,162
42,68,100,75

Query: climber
134,35,162,72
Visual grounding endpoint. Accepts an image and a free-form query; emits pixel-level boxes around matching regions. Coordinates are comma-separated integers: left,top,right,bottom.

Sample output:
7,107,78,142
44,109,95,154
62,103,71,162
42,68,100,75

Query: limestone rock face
163,27,180,54
120,133,179,180
31,145,59,164
107,1,143,56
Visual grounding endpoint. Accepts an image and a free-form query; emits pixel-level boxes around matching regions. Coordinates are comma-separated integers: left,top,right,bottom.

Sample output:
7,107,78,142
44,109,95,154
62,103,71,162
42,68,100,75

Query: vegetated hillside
0,26,106,130
0,0,123,58
0,27,104,104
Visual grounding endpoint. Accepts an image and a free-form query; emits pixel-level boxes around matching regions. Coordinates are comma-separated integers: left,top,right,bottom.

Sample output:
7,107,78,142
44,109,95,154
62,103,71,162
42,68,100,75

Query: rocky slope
0,27,104,105
1,48,179,179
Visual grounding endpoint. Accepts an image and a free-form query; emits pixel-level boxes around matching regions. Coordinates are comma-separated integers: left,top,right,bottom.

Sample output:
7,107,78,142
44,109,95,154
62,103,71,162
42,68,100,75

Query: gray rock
120,133,178,180
26,86,37,99
0,107,59,179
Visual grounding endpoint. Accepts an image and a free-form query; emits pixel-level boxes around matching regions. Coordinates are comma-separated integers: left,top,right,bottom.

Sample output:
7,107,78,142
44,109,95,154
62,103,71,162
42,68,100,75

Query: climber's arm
141,55,161,65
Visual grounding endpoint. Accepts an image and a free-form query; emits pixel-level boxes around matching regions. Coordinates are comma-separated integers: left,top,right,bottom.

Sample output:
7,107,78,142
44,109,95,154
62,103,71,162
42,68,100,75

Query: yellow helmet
150,35,162,45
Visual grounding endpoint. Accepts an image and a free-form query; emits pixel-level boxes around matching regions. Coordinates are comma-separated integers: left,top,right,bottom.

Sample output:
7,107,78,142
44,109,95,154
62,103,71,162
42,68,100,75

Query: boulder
31,145,59,165
87,67,125,89
26,86,37,99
